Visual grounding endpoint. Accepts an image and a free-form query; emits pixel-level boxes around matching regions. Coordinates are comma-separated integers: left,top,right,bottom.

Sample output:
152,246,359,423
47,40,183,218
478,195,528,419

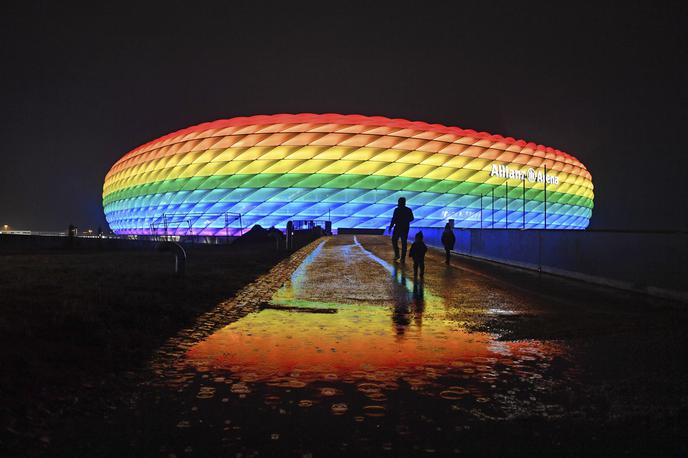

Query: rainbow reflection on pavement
175,236,576,423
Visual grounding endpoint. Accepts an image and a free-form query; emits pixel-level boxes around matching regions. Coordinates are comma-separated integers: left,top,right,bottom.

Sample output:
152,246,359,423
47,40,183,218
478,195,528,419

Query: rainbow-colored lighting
103,114,594,235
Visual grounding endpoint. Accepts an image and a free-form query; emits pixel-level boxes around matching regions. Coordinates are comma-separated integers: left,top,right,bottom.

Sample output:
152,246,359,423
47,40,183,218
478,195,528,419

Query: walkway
60,235,688,456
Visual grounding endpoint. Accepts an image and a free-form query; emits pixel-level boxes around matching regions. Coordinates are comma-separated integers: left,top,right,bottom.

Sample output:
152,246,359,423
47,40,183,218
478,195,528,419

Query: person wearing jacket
441,222,456,265
388,197,414,262
409,231,428,279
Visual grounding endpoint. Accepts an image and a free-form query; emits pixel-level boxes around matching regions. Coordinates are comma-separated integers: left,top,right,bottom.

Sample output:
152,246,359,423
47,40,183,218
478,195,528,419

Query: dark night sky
1,1,687,231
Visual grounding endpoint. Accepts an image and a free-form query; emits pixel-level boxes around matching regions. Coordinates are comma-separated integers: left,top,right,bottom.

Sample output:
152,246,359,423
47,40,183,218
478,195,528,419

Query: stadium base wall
416,228,688,303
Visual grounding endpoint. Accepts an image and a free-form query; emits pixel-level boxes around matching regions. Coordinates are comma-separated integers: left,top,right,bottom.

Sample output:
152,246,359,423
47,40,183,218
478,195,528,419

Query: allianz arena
102,113,594,235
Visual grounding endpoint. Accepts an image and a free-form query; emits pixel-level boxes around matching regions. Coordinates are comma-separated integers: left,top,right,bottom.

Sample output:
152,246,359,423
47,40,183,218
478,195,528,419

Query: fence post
157,241,186,275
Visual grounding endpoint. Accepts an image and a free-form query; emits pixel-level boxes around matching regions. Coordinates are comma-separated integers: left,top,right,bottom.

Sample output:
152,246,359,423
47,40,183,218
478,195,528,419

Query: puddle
157,236,579,454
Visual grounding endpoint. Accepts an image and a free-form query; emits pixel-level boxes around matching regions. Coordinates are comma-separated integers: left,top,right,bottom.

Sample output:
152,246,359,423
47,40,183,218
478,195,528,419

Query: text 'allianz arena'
102,113,594,235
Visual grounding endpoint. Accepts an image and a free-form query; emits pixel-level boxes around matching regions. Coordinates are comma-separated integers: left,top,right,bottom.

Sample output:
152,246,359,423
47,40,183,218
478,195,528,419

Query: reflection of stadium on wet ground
164,235,578,455
65,235,688,456
186,236,569,397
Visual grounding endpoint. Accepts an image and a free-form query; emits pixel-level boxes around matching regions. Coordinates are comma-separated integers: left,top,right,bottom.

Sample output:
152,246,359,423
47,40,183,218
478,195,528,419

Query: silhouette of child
409,231,427,279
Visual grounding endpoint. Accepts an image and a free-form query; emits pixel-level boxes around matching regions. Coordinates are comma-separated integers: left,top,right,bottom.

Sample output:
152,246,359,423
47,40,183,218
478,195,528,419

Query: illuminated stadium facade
102,114,594,235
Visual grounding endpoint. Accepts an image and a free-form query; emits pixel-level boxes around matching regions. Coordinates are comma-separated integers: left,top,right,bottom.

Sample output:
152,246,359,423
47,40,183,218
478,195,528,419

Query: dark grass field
2,235,687,456
38,235,688,457
0,239,298,453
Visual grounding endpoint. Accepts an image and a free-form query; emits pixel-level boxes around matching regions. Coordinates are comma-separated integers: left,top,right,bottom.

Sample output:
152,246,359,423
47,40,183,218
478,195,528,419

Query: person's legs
445,248,450,264
419,259,425,278
392,231,400,259
400,230,409,260
413,261,419,278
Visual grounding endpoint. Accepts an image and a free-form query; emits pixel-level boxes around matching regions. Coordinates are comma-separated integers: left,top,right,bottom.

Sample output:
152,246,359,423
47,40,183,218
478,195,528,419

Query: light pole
491,188,495,229
479,194,483,229
505,182,509,229
522,178,526,229
544,164,548,229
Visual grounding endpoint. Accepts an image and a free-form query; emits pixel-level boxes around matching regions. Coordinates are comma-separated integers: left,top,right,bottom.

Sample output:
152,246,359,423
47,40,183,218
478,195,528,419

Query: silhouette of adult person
441,222,456,265
388,197,414,262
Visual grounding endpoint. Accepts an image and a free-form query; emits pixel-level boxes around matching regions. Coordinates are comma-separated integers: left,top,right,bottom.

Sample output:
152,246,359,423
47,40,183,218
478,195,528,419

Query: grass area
0,241,290,450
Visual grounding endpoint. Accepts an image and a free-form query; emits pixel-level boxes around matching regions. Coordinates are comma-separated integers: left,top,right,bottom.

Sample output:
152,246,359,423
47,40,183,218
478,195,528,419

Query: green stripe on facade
103,173,594,209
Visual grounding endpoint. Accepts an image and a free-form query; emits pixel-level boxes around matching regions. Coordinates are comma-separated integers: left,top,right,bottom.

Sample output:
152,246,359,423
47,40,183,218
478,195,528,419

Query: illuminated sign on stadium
489,165,560,185
102,113,594,235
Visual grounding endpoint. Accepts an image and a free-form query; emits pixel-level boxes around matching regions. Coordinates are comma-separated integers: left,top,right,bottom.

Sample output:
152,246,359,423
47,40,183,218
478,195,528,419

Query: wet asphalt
54,235,688,457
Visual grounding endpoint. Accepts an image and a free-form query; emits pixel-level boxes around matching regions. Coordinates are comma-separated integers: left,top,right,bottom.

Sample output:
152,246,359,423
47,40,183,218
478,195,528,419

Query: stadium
102,113,594,235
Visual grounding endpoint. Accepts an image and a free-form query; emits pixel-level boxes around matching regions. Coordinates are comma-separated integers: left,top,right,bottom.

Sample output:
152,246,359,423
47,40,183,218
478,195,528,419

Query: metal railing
148,211,243,239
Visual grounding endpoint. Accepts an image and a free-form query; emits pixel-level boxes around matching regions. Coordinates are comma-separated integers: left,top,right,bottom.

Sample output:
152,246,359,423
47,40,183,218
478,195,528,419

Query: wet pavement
58,235,688,456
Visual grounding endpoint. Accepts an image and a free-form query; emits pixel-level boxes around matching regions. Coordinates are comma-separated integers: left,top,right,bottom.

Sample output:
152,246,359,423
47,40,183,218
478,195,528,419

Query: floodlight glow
102,113,594,235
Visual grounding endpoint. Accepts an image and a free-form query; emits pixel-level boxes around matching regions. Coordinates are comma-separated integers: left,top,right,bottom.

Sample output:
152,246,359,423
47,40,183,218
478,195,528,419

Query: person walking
409,231,427,279
441,222,456,265
388,197,414,262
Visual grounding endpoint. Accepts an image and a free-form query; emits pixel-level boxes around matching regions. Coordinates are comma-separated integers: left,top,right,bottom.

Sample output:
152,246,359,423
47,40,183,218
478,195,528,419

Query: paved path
59,235,688,457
